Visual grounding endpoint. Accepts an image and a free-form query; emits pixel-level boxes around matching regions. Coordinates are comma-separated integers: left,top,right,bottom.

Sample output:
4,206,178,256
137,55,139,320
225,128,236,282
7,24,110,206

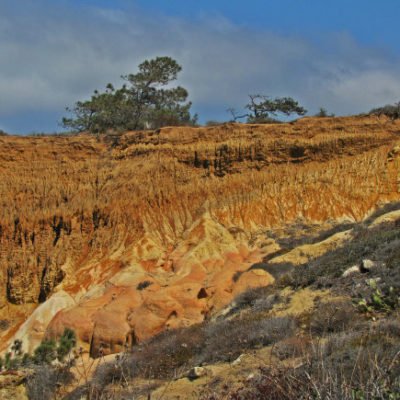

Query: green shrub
57,328,77,361
355,278,400,314
33,339,57,364
33,328,77,364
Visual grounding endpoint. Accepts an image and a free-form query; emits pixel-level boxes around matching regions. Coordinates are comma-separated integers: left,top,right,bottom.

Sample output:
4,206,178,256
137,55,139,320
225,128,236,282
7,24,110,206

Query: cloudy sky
1,0,400,134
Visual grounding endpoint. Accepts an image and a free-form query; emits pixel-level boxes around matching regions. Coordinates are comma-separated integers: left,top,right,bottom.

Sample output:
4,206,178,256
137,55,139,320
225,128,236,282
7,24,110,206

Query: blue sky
135,0,399,44
1,0,400,134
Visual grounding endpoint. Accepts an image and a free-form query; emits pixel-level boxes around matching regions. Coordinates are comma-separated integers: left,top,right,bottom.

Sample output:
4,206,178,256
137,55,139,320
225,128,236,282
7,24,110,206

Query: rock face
46,213,274,357
1,115,400,356
6,291,75,354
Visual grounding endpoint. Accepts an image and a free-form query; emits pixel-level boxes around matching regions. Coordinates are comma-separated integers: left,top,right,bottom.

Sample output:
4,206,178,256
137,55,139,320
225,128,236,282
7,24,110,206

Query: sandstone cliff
0,115,399,356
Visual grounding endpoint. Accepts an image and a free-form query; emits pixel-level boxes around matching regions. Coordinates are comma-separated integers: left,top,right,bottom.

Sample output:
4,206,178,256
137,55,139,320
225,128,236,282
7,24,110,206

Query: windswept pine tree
62,57,197,134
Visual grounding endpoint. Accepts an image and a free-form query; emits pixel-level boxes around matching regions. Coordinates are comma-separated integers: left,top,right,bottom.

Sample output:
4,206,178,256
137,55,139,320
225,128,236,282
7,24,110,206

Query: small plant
25,330,77,399
310,300,357,336
33,339,57,364
3,351,20,370
11,339,23,356
205,120,223,126
57,328,77,361
315,107,335,118
32,328,77,365
0,319,10,330
356,279,398,313
272,336,311,360
136,280,153,291
229,285,277,313
232,271,242,282
316,107,328,117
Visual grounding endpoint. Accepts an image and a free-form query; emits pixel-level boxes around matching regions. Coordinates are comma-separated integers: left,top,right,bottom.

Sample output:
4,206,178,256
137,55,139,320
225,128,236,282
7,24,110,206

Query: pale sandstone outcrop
4,291,75,354
369,209,400,227
269,229,353,265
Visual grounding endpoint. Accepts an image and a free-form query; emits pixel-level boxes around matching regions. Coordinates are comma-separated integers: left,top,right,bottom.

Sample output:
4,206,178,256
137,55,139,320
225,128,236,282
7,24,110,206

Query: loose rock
187,366,209,380
342,265,360,278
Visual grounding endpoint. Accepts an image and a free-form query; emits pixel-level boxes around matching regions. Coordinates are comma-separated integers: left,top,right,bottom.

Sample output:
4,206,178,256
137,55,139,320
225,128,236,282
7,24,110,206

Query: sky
1,0,400,134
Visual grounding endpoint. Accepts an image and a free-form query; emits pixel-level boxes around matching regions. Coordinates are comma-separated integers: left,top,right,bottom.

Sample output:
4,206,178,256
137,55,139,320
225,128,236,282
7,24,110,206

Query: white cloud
1,1,400,132
326,70,400,110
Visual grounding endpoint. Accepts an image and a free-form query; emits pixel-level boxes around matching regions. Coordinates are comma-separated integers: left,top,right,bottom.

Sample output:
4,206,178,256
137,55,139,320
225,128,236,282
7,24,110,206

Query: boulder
187,366,210,380
342,265,360,278
342,259,380,277
360,259,378,273
232,354,245,366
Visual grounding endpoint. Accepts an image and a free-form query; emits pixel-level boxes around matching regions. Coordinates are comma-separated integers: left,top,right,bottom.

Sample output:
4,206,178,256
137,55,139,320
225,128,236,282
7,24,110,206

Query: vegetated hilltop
0,115,400,362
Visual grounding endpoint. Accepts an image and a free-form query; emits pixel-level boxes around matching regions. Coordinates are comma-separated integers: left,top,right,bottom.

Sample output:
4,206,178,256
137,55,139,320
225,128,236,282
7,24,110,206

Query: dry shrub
130,324,205,379
311,326,400,398
229,285,279,314
201,367,310,400
93,314,296,390
285,264,320,288
272,336,311,360
199,316,296,364
376,316,400,337
309,300,358,336
203,324,400,399
0,319,10,331
26,365,74,400
93,323,205,388
251,294,281,313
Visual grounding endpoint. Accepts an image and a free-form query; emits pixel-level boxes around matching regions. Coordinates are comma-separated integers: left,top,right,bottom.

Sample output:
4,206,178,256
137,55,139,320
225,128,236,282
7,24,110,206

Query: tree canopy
62,56,197,134
229,95,307,123
369,102,400,120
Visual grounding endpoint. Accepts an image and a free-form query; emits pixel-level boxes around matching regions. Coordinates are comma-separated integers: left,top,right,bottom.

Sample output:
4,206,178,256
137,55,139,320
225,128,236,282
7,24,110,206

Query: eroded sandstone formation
1,115,400,356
